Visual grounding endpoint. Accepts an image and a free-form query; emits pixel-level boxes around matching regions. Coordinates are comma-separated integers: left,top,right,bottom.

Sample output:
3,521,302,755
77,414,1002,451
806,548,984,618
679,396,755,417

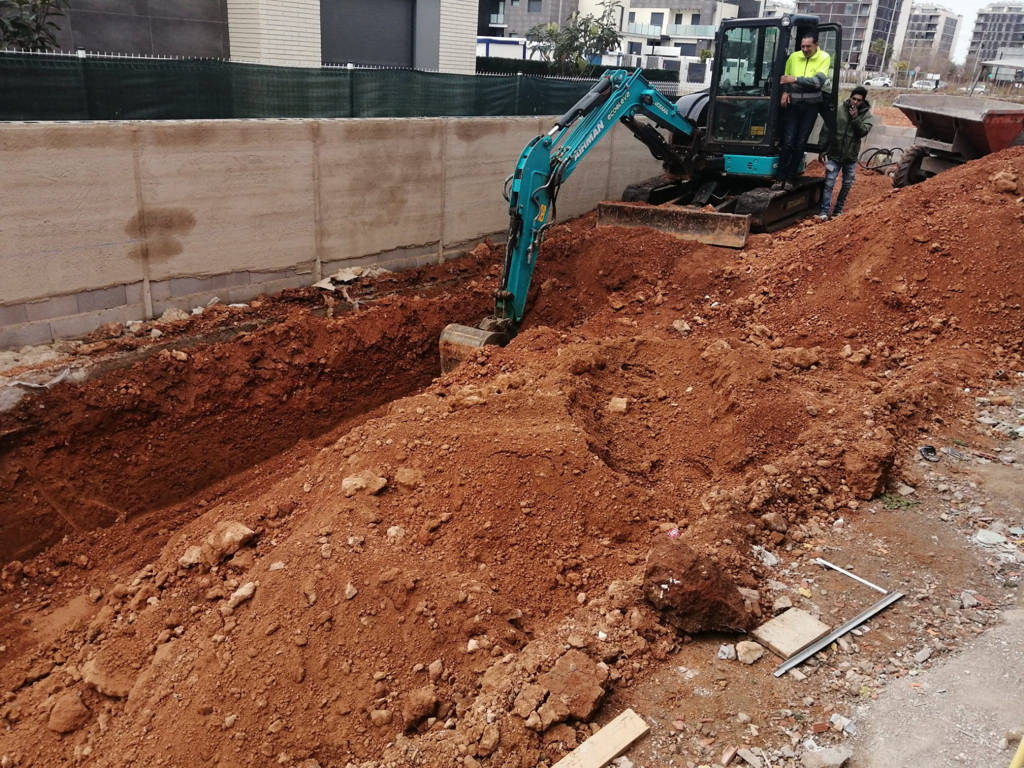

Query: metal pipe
813,557,888,594
773,590,904,677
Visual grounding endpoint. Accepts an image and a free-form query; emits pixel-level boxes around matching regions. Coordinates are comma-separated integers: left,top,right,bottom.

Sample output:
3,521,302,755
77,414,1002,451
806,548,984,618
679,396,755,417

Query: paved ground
853,601,1024,767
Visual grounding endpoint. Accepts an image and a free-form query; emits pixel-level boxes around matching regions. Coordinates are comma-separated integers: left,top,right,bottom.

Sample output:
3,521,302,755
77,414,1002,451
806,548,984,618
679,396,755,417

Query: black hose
857,146,904,172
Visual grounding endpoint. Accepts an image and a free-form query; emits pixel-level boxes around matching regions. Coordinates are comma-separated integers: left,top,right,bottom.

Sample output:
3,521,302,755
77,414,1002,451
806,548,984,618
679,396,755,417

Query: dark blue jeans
778,100,820,181
820,158,856,216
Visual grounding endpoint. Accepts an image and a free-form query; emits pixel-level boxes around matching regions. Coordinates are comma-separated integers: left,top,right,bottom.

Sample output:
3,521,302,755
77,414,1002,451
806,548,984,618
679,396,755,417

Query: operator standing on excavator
773,34,831,191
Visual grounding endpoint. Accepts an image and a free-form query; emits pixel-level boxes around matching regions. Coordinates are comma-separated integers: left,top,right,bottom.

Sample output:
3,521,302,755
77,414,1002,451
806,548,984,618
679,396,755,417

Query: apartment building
617,0,738,80
796,0,912,69
968,2,1024,62
899,3,960,68
762,0,798,16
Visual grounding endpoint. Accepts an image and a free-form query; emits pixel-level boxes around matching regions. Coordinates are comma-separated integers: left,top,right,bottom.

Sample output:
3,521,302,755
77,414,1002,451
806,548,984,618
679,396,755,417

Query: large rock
394,467,424,490
401,686,438,728
200,521,256,566
642,537,754,633
801,745,853,768
46,691,90,733
82,656,134,699
842,439,894,499
536,650,608,722
736,640,765,665
342,470,388,497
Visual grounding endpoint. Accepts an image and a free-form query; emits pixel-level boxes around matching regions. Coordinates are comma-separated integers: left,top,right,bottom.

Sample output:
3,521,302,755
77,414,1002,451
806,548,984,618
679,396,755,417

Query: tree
0,0,68,51
894,59,909,86
868,37,893,69
526,0,622,76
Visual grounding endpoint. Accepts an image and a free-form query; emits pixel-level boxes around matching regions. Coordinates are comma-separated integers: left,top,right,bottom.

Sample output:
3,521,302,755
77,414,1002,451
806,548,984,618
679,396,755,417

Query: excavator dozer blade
439,323,507,374
596,201,750,249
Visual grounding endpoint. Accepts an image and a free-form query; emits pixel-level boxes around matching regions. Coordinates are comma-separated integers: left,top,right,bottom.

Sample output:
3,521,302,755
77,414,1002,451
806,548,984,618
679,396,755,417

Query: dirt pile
0,149,1022,768
752,148,1024,353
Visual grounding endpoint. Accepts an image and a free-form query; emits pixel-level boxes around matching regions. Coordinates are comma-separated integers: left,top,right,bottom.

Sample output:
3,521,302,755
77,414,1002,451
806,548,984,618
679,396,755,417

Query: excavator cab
705,16,842,169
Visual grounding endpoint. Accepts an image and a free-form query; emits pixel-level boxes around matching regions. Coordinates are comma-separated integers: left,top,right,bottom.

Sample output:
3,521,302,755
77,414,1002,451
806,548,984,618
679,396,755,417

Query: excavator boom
439,69,699,371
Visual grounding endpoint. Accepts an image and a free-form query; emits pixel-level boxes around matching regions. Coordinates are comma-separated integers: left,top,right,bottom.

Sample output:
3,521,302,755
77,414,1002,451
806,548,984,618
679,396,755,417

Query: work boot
814,213,828,221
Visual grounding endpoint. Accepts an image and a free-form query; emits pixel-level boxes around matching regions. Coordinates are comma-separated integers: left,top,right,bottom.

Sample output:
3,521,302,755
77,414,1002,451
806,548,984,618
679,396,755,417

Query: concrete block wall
0,116,664,350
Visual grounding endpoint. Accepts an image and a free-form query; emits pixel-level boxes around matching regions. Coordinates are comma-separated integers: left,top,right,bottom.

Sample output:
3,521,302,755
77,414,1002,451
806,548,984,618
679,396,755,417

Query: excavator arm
440,69,696,371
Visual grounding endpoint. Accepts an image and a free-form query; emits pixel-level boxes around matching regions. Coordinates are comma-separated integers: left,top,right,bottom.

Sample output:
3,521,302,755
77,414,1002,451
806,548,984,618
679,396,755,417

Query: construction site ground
1,150,1023,768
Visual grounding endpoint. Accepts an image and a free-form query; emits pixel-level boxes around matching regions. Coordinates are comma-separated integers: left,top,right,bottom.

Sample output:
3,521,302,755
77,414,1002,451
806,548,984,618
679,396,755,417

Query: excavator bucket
596,201,750,248
439,323,507,374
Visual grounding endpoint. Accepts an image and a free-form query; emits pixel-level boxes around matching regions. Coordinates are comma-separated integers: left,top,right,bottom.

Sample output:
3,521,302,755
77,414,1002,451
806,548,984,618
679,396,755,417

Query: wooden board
752,608,831,659
551,708,650,768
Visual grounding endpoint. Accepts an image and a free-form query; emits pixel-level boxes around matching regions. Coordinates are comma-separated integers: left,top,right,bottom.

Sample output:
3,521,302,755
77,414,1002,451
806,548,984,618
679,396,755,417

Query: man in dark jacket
816,86,873,219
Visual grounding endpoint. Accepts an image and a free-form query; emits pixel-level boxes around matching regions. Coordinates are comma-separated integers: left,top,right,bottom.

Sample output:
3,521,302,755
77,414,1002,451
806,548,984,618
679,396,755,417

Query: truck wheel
892,145,928,188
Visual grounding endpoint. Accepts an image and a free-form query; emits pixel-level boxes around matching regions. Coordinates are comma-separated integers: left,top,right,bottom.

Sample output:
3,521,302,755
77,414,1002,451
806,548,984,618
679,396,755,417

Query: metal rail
772,556,903,677
773,590,904,677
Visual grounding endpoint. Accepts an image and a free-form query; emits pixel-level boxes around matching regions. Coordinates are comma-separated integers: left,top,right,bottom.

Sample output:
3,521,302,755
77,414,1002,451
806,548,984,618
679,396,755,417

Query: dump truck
892,65,1024,188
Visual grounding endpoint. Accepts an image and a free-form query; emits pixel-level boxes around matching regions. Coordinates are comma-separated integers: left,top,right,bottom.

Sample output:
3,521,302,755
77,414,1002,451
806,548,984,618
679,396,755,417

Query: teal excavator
440,14,841,371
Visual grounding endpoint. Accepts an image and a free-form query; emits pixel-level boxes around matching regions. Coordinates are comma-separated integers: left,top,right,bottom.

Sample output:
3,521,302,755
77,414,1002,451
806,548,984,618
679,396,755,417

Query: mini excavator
440,14,841,371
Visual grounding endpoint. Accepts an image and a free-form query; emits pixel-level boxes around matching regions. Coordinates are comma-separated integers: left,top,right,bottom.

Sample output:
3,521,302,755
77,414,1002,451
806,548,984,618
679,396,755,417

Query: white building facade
899,3,961,69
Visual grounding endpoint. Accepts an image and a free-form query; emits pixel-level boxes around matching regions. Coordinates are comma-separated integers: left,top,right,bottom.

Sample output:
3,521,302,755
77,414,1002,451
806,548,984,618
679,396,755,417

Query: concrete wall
0,116,663,350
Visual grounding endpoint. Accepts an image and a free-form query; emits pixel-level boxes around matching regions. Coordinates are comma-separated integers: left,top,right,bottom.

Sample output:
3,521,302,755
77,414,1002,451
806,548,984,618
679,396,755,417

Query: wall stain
126,207,196,261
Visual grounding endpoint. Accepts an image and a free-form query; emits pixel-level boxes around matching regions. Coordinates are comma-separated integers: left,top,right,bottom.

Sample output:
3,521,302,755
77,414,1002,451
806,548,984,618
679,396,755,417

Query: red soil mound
0,150,1021,768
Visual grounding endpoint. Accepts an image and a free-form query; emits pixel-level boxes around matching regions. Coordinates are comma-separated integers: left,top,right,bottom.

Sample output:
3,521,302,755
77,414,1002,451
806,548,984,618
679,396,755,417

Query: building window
691,13,701,24
651,12,664,26
677,42,697,55
628,10,635,22
628,41,642,54
528,0,541,11
674,12,683,24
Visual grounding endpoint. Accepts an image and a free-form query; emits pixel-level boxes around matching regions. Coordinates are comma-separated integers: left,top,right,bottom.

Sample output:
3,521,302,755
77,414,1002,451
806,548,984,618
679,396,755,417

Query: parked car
958,84,987,94
863,75,893,87
912,79,942,90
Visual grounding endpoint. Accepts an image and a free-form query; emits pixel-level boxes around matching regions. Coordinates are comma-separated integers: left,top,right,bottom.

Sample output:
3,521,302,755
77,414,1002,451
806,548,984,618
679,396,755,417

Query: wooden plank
751,608,831,659
551,709,650,768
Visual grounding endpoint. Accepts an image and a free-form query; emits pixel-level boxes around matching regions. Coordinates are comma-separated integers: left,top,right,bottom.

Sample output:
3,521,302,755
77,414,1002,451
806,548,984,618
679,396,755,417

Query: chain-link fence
0,52,619,120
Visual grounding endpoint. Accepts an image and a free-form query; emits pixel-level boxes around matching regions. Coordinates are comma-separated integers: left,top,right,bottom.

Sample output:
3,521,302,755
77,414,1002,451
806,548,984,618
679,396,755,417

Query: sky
942,0,988,63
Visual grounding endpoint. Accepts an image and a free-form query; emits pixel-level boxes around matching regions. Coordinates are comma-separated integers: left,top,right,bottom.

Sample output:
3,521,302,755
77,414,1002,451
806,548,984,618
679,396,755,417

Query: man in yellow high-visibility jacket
773,33,831,191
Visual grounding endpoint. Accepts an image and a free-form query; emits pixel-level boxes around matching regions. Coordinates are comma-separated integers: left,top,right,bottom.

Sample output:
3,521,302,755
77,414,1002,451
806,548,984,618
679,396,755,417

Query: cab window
711,26,779,143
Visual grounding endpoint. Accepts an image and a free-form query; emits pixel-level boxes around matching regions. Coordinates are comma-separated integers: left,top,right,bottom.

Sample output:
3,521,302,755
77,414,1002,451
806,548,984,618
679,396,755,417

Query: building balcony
668,24,717,38
626,22,716,38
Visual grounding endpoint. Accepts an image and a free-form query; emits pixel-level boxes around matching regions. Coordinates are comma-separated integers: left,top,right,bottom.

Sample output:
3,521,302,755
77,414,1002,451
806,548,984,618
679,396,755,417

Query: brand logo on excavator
605,92,631,121
570,120,604,162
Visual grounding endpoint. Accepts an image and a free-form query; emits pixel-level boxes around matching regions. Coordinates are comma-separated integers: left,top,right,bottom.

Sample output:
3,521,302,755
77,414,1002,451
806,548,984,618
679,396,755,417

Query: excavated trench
0,276,496,564
0,228,658,565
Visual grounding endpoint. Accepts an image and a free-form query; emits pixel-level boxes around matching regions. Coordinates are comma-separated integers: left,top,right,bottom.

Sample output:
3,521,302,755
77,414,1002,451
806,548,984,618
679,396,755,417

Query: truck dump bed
894,94,1024,155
